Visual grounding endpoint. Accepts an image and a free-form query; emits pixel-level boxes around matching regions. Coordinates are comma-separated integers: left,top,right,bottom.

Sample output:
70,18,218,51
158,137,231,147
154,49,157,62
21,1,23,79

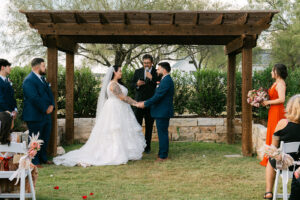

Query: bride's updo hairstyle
273,64,288,80
111,65,124,85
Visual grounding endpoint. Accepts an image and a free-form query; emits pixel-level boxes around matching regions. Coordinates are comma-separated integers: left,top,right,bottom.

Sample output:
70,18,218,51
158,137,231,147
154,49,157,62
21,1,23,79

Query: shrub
188,69,226,117
73,67,100,117
171,70,193,115
121,65,135,99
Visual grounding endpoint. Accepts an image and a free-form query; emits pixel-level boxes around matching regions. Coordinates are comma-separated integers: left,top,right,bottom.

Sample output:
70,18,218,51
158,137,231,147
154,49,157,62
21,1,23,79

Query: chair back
281,141,300,154
0,141,27,154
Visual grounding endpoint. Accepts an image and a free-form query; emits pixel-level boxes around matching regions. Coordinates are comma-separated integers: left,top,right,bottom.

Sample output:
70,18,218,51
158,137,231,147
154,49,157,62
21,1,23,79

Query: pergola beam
42,35,78,53
33,24,270,36
47,46,58,157
65,52,74,145
236,13,248,25
212,14,224,25
225,34,257,55
226,53,236,144
241,47,253,156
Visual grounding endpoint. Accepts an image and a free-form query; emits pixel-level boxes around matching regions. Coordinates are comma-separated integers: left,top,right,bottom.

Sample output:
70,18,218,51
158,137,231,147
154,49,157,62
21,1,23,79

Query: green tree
248,0,300,69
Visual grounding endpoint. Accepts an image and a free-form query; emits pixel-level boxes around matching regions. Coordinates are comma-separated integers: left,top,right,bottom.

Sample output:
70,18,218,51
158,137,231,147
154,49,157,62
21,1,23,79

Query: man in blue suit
23,58,55,167
137,62,174,161
0,59,17,118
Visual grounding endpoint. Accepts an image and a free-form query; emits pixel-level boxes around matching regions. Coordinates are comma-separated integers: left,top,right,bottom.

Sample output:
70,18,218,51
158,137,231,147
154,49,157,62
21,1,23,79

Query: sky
0,0,250,71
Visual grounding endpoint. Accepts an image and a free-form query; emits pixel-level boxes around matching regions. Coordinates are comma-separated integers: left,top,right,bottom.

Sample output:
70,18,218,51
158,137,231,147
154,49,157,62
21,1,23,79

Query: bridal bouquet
247,87,269,107
9,133,43,185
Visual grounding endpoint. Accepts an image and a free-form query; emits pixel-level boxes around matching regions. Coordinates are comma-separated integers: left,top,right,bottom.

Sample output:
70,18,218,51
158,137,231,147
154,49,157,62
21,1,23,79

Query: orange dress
260,83,285,166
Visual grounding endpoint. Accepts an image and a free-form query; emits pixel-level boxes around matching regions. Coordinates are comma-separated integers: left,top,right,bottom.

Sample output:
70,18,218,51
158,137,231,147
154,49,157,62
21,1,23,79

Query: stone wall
252,124,267,160
57,118,266,160
57,118,243,144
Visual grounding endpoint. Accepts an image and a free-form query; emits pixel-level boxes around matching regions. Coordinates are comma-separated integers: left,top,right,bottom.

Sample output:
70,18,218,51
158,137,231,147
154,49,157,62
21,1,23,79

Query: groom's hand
138,102,145,109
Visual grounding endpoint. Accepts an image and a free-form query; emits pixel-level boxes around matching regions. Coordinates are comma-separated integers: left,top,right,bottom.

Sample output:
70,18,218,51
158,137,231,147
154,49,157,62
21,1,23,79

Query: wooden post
241,47,253,156
65,52,74,144
47,47,58,156
226,53,236,144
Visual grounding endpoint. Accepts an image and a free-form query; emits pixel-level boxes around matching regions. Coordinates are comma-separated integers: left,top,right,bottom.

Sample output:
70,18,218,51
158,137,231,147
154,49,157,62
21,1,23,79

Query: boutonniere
48,83,51,87
156,81,160,88
8,78,13,86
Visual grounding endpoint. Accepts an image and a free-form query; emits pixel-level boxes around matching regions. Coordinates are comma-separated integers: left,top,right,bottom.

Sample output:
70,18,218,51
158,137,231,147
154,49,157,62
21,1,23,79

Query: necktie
41,76,47,85
5,78,9,84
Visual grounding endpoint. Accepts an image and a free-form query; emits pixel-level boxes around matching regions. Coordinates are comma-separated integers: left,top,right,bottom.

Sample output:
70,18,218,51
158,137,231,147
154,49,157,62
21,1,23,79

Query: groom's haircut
142,54,153,63
158,62,171,73
0,59,11,70
31,58,45,67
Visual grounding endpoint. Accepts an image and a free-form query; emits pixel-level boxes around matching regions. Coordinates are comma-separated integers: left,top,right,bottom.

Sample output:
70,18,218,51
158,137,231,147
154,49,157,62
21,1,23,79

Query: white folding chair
273,141,300,200
0,141,36,200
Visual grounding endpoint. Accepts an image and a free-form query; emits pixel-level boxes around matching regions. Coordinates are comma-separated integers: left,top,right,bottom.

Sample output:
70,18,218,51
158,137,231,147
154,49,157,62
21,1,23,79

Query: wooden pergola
20,10,278,156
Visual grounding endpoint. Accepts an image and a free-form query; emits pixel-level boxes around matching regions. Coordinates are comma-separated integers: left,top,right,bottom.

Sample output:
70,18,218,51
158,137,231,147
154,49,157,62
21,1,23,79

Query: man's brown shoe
155,157,169,162
35,165,43,168
45,160,54,165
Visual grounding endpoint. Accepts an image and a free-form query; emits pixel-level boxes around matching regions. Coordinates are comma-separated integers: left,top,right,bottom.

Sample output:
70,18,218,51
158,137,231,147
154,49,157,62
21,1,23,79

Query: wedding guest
131,54,159,153
0,59,17,119
263,94,300,200
260,64,288,166
0,111,38,194
23,58,55,168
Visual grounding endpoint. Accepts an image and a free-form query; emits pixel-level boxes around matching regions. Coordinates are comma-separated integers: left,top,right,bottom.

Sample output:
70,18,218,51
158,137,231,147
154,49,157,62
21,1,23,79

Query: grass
36,142,268,200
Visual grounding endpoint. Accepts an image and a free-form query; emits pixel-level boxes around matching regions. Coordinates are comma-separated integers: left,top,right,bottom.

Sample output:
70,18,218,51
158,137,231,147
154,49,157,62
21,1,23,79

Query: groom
22,58,55,167
136,62,174,161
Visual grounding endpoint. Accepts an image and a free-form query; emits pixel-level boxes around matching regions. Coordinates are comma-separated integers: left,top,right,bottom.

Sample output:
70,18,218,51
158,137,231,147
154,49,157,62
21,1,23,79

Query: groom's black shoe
144,148,151,154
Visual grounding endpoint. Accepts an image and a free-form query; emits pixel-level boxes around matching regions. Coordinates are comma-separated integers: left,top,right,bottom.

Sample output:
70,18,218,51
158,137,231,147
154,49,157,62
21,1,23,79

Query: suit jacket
131,67,159,101
144,74,174,118
22,72,55,122
0,77,17,112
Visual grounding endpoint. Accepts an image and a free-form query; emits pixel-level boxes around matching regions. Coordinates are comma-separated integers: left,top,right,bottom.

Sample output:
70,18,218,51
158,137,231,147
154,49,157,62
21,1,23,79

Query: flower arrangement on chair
9,133,43,184
264,144,294,169
247,87,269,107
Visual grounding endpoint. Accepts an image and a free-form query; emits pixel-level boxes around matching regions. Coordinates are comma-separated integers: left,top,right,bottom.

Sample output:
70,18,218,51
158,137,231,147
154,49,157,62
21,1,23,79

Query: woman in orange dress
260,64,288,168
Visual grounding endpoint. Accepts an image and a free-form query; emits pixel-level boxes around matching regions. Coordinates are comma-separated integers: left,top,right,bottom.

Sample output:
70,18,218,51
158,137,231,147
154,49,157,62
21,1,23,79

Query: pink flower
90,193,94,196
82,196,87,199
28,149,37,158
54,186,59,190
295,172,299,179
31,142,39,149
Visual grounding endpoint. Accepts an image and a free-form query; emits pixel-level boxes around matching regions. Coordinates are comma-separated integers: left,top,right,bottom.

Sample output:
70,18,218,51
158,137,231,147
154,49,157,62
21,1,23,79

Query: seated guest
0,111,38,194
264,94,300,199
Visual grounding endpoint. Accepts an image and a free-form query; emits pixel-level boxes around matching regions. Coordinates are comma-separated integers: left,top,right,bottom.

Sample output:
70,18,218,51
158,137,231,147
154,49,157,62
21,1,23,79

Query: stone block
177,127,198,141
199,126,216,133
170,118,197,126
195,132,218,142
197,118,224,126
216,125,227,134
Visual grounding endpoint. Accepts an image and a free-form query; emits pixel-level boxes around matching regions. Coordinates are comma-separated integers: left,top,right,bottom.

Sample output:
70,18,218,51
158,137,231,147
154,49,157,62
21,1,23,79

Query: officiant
131,54,160,153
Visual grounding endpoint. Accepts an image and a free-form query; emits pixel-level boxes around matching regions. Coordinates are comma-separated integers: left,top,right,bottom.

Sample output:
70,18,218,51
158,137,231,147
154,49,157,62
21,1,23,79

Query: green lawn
36,142,267,200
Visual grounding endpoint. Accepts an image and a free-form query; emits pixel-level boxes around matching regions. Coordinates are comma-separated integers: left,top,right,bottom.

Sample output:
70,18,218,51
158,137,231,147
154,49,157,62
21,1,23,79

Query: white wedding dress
53,78,146,167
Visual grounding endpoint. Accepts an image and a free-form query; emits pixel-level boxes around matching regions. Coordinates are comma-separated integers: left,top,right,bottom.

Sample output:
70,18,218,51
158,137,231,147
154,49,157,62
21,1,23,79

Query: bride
53,65,146,167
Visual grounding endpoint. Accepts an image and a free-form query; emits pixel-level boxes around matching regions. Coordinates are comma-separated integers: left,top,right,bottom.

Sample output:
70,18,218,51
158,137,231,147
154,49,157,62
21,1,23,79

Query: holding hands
134,101,145,109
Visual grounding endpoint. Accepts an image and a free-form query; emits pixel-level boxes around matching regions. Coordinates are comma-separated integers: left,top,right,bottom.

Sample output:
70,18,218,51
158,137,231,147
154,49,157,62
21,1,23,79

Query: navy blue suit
0,77,17,112
22,72,55,165
144,74,174,159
